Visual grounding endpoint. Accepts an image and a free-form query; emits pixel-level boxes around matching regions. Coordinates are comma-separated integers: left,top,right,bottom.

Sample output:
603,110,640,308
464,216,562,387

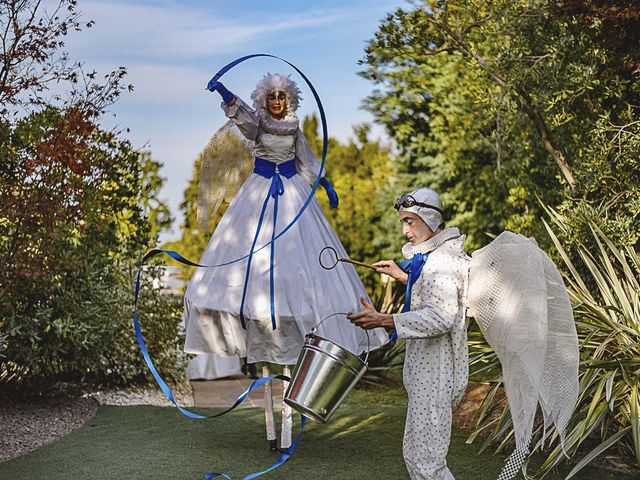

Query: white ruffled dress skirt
183,170,388,365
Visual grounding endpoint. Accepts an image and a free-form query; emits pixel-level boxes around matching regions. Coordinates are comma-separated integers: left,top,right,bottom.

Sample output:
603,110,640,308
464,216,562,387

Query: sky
63,0,408,243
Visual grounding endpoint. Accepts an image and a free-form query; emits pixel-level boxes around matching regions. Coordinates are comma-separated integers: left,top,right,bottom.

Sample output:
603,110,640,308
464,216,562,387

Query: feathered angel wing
197,120,254,231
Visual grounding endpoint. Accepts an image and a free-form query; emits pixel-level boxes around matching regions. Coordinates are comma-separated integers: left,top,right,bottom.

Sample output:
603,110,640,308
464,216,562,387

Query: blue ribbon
135,264,290,419
388,253,429,342
197,54,329,268
204,416,307,480
319,177,338,208
239,159,296,330
134,251,308,479
134,54,327,480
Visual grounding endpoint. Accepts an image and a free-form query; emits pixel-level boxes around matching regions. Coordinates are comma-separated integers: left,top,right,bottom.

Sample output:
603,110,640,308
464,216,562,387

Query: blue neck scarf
389,252,429,342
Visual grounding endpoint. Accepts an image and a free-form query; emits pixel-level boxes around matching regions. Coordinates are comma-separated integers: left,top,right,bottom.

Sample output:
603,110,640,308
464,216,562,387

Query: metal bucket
284,319,369,423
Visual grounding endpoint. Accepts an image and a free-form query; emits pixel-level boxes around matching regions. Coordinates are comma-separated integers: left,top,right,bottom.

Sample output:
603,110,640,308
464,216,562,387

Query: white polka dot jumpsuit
392,228,470,480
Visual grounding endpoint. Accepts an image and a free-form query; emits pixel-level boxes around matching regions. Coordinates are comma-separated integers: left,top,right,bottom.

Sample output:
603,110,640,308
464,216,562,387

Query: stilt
262,364,277,451
280,365,292,451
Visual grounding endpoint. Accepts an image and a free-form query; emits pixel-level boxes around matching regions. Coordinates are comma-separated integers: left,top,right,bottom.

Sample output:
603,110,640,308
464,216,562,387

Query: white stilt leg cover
262,364,276,442
281,366,292,449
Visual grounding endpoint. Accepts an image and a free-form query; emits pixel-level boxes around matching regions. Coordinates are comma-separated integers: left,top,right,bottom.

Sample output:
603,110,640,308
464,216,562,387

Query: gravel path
88,383,194,407
0,383,194,462
0,395,98,462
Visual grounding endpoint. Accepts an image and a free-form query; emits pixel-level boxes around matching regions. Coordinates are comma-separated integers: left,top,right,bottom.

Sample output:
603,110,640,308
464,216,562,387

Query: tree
361,0,640,254
0,0,180,387
0,0,130,117
301,115,397,291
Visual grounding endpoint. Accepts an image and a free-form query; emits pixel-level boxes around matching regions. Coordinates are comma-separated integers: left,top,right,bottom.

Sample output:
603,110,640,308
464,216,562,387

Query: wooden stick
339,257,377,270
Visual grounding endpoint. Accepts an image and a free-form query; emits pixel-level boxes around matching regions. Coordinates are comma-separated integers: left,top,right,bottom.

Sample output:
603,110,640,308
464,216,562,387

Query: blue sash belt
239,158,297,331
253,157,297,179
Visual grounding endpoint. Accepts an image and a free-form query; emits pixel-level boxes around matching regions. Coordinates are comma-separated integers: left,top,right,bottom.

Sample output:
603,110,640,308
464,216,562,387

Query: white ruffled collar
402,227,461,259
257,108,299,136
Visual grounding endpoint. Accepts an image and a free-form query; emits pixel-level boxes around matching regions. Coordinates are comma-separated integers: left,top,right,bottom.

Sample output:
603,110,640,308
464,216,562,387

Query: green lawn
1,385,635,479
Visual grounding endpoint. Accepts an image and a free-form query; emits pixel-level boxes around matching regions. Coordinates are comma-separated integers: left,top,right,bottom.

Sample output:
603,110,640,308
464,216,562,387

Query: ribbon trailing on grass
134,249,306,479
133,54,329,479
204,416,307,480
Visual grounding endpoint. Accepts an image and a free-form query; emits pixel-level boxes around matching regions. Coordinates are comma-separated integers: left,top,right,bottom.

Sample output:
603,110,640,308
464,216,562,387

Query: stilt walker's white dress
183,97,387,365
186,354,242,381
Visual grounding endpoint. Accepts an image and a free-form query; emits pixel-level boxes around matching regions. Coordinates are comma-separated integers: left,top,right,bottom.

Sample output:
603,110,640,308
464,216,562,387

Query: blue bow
389,252,429,342
269,173,284,198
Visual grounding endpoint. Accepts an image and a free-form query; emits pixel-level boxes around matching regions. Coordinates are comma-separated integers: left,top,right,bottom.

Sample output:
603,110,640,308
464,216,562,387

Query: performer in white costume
183,73,387,451
348,187,578,480
349,187,469,480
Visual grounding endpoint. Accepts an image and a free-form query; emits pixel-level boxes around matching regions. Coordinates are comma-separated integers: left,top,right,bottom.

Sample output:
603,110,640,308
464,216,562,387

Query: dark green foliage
0,106,182,388
302,115,400,291
360,0,640,254
469,216,640,477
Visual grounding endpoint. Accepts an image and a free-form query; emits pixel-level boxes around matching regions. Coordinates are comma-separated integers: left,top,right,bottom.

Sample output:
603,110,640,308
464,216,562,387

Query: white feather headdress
250,73,302,115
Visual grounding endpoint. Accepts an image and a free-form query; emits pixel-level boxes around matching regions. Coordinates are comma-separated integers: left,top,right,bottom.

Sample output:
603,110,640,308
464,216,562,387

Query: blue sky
63,0,407,242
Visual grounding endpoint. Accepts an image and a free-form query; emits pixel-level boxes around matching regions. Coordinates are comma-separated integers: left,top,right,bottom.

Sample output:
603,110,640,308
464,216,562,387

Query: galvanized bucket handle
309,312,371,365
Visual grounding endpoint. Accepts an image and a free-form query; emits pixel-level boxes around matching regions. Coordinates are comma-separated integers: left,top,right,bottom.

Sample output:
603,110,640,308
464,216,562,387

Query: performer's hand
347,297,395,330
372,260,408,284
206,79,235,104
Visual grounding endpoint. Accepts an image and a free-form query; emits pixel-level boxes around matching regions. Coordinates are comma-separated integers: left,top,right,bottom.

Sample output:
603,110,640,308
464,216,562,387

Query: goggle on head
393,194,443,214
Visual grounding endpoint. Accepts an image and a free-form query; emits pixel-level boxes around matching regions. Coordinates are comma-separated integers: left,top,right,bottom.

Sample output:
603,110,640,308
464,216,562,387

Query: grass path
1,390,635,480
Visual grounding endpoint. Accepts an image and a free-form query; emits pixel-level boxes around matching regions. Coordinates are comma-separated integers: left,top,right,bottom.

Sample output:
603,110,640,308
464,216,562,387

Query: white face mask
266,90,287,118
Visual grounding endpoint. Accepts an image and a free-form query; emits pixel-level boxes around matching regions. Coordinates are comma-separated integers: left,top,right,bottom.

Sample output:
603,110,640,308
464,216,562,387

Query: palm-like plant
468,210,640,478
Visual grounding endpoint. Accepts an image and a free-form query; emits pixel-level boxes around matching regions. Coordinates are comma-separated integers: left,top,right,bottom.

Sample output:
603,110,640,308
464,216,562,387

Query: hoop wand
319,246,377,271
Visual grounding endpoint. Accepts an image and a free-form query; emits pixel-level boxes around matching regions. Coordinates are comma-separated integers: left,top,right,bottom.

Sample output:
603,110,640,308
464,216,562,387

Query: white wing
197,121,254,231
467,232,578,480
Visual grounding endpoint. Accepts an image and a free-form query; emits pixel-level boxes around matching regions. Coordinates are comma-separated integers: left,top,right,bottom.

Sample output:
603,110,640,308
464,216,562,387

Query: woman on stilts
183,72,388,451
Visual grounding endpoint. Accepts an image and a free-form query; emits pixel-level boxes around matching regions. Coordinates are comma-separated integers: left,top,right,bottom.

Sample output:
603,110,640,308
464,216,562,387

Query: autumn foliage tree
0,0,179,387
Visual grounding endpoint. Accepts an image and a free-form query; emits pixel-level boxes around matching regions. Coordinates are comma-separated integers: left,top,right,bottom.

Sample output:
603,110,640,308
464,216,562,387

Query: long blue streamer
135,265,290,419
135,250,306,479
238,185,273,329
134,53,326,479
238,159,292,331
268,178,280,331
